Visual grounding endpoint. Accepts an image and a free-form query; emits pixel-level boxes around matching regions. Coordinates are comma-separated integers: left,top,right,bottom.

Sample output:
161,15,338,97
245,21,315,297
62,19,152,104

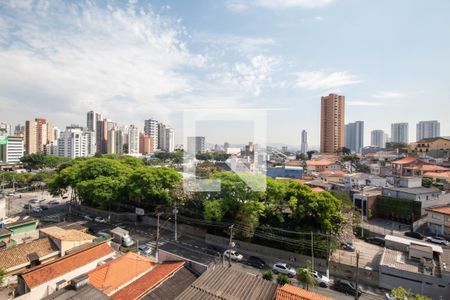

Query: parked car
96,231,111,239
84,215,94,221
205,245,223,256
139,245,153,255
32,207,43,213
29,199,40,204
365,237,385,247
223,250,243,261
272,263,296,277
341,241,355,251
23,204,32,209
94,216,107,223
48,200,60,205
312,271,330,287
404,231,424,240
426,236,449,246
246,256,266,269
40,205,49,210
332,279,362,296
6,193,15,196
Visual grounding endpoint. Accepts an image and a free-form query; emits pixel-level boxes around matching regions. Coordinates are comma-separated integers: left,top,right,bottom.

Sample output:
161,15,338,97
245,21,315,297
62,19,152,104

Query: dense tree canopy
20,153,70,170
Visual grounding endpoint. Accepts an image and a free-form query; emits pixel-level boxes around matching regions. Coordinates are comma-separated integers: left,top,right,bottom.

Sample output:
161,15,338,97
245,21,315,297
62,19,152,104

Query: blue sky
0,0,449,148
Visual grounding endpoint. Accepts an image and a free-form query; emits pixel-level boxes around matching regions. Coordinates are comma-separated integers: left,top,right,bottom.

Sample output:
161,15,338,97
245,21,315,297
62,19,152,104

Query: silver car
272,263,296,277
426,236,449,246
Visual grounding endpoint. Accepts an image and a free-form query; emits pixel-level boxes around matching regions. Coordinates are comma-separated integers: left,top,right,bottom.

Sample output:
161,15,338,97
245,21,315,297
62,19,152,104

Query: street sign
135,207,144,216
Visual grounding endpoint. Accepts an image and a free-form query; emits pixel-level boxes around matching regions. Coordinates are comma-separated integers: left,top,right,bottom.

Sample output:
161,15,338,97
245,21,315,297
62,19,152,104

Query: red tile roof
21,242,114,289
286,161,303,166
89,252,155,296
426,206,450,216
311,187,325,192
424,171,450,179
318,170,347,175
111,261,185,300
392,157,419,165
276,284,333,300
306,160,336,167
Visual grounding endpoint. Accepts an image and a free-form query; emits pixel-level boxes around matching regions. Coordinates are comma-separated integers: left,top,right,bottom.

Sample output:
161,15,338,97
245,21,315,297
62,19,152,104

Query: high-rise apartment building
345,121,364,153
86,111,102,132
300,130,308,154
0,136,24,163
0,122,12,137
127,125,140,154
144,119,159,151
57,126,89,158
165,127,175,152
96,118,108,154
139,133,153,155
371,130,386,148
391,123,409,144
187,136,205,155
320,93,345,153
416,120,440,141
25,118,54,154
158,122,166,151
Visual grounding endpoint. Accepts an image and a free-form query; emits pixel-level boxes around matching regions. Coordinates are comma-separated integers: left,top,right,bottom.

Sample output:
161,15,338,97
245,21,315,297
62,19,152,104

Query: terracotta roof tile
89,252,155,296
21,242,114,289
318,170,347,175
311,187,325,192
111,261,185,300
306,160,336,167
426,206,450,216
423,171,450,179
0,237,58,272
276,284,334,300
392,157,419,165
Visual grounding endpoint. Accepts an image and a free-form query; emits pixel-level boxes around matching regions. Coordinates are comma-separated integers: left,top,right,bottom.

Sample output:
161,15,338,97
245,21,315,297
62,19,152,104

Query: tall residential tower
416,120,440,141
320,93,345,153
300,130,308,154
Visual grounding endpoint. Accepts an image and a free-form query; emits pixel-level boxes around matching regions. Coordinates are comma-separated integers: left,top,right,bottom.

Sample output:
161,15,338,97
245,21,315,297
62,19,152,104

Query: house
423,171,450,191
275,284,333,300
111,261,188,300
352,188,382,221
0,237,59,280
176,265,277,300
305,160,340,173
5,217,39,244
414,137,450,158
16,241,115,300
379,235,450,299
342,173,386,189
88,252,155,297
425,206,450,237
391,156,450,177
41,278,108,300
39,227,95,256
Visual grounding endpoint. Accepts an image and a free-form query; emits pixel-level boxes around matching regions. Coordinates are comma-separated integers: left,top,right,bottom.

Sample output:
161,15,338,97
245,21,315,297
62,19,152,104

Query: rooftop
385,235,443,253
380,248,419,273
306,160,336,167
426,205,450,216
424,171,450,179
176,265,277,300
111,261,185,300
416,137,450,143
0,237,58,272
40,227,95,241
392,157,419,165
142,266,198,300
275,284,333,300
383,186,442,195
21,241,114,289
404,165,450,172
41,284,109,300
89,252,155,296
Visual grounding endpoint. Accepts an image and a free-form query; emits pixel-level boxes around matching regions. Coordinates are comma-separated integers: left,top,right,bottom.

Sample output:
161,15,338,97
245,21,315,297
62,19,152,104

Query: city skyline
0,1,449,146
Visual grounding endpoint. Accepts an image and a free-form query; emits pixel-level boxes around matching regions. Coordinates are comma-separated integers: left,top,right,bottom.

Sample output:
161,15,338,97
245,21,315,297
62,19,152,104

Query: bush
277,274,290,285
262,269,273,281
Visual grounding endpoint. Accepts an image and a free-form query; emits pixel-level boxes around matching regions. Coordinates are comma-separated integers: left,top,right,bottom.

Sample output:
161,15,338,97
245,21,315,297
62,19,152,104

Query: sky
0,0,449,148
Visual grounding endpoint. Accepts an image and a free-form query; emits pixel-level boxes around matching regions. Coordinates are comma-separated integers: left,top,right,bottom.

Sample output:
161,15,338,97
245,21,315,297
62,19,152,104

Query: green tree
262,269,273,281
276,274,290,285
386,142,409,151
0,268,5,285
296,260,316,290
306,151,317,160
390,286,430,300
422,177,432,188
20,153,70,169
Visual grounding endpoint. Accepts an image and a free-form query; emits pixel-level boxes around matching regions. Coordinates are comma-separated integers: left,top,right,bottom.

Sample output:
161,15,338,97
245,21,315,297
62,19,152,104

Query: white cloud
372,91,406,99
313,16,324,22
295,71,363,90
0,1,270,129
347,101,384,107
226,0,334,12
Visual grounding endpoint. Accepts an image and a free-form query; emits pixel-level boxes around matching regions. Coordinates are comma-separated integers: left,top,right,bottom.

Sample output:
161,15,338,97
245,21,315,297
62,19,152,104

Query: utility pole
355,251,360,300
311,232,314,272
155,213,161,263
326,233,330,278
228,224,234,267
173,204,178,242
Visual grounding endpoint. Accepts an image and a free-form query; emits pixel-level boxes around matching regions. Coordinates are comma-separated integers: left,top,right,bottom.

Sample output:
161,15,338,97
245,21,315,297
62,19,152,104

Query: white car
94,216,107,223
84,215,94,221
426,236,449,246
32,207,43,213
312,271,330,287
29,199,40,204
223,250,244,261
272,263,297,277
139,245,153,255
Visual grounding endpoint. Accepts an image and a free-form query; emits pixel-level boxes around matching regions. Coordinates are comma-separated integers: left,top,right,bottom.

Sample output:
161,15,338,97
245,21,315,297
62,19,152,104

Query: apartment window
432,214,442,220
